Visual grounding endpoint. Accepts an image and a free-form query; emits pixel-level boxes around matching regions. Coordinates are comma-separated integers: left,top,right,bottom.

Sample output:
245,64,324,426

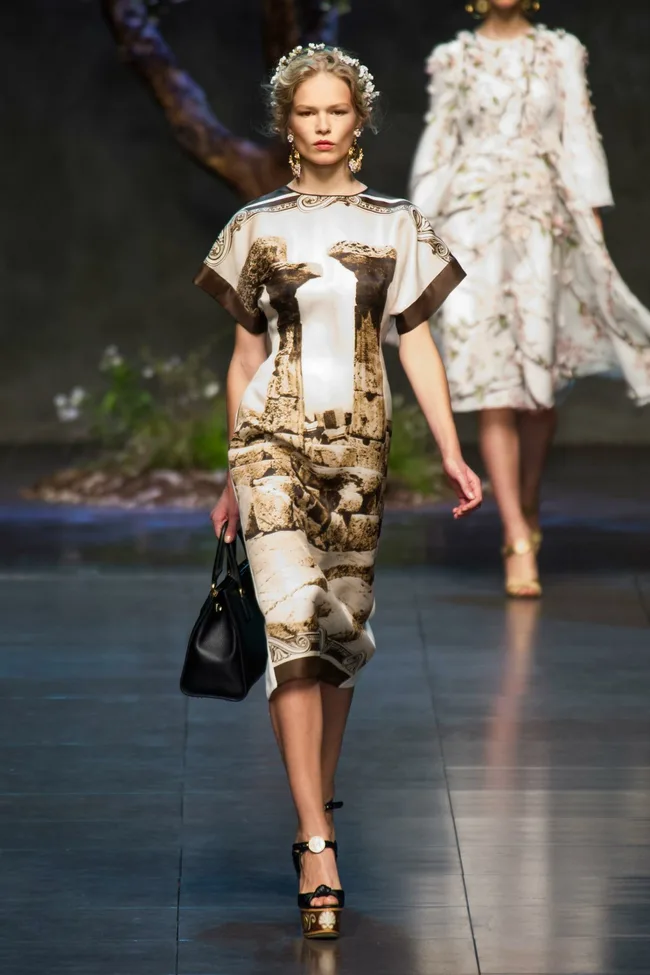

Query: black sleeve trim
193,264,267,335
394,257,466,335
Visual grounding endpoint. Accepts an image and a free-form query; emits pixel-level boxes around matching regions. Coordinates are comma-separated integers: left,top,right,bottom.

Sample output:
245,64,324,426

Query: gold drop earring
287,133,301,180
464,0,490,17
348,129,363,175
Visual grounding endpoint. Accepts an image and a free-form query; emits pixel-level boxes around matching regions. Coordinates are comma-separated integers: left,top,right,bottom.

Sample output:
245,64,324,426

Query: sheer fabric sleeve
390,206,465,335
193,210,267,334
408,43,461,219
559,33,614,210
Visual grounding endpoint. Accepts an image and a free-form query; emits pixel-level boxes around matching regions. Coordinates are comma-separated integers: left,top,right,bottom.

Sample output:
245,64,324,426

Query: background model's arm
560,33,614,213
409,44,460,217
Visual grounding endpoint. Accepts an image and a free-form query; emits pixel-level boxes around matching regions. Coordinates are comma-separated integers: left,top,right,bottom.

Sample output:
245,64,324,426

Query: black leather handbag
180,525,267,701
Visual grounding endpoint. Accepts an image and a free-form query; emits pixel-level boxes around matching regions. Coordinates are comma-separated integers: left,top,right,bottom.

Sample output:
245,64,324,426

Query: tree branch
261,0,300,75
101,0,344,201
101,0,288,200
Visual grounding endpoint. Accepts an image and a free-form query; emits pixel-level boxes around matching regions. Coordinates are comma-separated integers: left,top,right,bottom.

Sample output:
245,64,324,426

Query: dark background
2,0,650,444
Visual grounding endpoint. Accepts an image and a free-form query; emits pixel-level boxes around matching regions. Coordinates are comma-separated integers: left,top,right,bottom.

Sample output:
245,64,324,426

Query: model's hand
443,455,483,519
210,478,240,541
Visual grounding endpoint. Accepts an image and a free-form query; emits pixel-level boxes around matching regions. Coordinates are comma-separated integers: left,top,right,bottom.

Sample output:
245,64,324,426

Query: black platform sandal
293,836,345,939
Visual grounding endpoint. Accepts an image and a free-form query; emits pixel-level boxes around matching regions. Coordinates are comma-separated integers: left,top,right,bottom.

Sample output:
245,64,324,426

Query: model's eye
332,110,348,116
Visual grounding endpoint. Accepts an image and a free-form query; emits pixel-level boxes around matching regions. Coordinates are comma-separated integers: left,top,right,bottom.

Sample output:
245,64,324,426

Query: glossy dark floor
1,447,649,974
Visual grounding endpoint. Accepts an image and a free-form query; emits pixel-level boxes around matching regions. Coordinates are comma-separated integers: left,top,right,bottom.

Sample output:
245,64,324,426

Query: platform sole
301,907,342,939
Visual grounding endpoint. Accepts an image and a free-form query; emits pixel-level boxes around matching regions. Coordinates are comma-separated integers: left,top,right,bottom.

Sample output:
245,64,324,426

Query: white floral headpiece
270,43,379,109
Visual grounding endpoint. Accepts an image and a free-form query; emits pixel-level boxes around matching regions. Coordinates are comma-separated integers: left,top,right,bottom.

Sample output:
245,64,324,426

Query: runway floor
0,446,649,974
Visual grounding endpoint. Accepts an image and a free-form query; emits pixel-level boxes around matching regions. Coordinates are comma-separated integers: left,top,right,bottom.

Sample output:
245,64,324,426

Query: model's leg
269,679,341,907
517,408,558,533
479,408,539,592
270,683,354,837
320,685,354,834
269,705,284,761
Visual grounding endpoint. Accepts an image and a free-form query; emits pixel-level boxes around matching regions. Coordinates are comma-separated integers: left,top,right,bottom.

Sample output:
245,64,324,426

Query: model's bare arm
593,208,603,233
211,325,268,540
399,321,482,518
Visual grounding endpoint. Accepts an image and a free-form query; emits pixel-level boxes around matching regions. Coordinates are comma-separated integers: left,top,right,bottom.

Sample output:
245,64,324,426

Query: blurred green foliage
55,349,442,497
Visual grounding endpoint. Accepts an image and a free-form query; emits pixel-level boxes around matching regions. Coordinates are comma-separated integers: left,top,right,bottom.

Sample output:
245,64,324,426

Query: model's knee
270,677,319,703
522,407,556,419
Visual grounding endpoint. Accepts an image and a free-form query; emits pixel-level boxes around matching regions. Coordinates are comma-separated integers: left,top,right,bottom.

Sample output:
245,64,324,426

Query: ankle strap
324,799,343,812
502,537,534,558
292,838,337,857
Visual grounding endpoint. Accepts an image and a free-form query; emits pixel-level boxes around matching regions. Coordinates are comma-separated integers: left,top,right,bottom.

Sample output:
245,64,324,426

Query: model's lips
314,141,335,149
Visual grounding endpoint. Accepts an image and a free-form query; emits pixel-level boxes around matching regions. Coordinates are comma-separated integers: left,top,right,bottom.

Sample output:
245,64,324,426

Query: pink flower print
551,215,567,238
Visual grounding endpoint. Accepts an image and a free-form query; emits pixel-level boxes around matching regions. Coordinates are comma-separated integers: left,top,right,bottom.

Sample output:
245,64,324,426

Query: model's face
289,72,359,170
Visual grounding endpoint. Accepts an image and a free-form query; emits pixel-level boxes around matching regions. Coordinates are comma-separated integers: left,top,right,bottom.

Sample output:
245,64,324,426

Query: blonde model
194,45,482,938
411,0,650,596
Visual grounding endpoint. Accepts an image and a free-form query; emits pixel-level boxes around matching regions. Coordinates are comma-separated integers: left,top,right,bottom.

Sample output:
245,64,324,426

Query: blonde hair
267,46,379,137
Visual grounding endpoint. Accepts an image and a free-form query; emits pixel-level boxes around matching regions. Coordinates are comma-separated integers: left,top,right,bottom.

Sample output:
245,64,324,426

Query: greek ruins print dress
195,186,464,697
410,26,650,410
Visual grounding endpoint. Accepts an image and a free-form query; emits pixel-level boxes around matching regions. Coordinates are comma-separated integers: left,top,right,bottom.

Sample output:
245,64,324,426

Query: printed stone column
329,243,396,441
263,258,321,439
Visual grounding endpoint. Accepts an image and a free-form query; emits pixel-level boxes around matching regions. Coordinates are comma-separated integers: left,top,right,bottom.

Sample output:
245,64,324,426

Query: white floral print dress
410,26,650,411
195,186,463,697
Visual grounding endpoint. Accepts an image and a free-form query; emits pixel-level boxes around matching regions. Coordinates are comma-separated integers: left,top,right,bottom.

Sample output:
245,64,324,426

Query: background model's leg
518,407,558,535
479,408,539,591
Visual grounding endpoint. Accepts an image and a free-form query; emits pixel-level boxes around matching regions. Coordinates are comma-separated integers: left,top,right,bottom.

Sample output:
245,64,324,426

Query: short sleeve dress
195,186,464,697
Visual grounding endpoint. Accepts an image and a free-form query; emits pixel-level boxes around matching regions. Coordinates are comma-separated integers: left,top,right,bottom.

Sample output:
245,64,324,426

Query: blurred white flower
161,355,182,373
53,393,81,423
203,381,220,399
58,405,80,422
142,365,155,379
69,386,86,407
100,345,124,370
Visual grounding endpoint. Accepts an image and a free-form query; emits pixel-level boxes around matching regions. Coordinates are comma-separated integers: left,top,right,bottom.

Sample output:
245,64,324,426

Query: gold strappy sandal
522,505,543,554
501,537,542,599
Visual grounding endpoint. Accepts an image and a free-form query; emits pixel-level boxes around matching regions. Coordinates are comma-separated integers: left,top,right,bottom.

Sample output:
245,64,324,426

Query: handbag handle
211,523,252,621
211,523,246,590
